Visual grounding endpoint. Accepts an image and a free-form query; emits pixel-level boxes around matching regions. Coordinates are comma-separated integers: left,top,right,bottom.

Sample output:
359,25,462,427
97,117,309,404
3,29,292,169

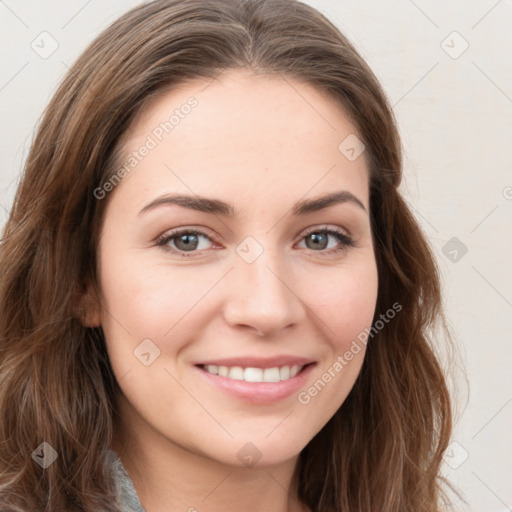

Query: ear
77,282,101,327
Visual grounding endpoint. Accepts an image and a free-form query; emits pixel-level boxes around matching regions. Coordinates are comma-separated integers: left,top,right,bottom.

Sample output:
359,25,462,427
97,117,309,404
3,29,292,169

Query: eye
155,225,355,258
297,226,355,255
155,228,215,257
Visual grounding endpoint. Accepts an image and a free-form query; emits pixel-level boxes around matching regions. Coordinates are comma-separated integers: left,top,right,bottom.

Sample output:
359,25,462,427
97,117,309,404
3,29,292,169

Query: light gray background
1,1,511,511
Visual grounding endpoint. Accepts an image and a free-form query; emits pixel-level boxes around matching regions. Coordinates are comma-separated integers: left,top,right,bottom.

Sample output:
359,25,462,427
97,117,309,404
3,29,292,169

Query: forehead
110,69,370,211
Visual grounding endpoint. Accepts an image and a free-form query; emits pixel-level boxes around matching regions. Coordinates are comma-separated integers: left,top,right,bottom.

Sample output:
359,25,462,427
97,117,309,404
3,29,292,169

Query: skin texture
85,69,379,512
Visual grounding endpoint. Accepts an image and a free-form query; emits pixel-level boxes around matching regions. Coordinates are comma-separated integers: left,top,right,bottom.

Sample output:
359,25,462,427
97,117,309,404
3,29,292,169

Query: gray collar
105,449,146,512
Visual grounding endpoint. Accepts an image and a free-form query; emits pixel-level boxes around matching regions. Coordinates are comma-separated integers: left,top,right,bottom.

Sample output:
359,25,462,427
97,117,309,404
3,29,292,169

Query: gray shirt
105,449,146,512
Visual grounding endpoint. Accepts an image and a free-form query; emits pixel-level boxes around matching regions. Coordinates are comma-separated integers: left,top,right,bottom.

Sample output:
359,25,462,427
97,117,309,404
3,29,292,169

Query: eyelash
155,225,355,258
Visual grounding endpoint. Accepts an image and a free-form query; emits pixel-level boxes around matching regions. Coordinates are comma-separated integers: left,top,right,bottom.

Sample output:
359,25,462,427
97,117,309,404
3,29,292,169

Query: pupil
308,233,327,250
177,234,198,251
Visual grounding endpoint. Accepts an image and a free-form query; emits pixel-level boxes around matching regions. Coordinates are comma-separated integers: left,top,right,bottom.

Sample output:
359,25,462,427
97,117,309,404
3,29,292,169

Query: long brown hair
0,0,454,510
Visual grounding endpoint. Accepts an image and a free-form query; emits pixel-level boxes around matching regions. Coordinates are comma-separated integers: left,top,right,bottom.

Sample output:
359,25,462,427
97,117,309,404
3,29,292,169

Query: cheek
98,254,214,342
304,260,379,346
97,257,215,405
292,258,378,427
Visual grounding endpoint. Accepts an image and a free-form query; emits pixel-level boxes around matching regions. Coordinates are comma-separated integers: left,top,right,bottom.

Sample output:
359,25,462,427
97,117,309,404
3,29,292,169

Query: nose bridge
223,237,305,335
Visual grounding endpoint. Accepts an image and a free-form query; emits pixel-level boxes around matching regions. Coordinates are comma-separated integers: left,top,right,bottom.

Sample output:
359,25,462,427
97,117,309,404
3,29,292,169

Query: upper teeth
203,365,303,383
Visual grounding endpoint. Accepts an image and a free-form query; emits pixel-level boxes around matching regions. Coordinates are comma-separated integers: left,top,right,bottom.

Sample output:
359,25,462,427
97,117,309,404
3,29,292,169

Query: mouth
193,362,316,404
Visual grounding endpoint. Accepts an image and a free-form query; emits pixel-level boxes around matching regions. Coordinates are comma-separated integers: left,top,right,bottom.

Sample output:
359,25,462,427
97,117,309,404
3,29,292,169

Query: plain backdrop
1,1,511,511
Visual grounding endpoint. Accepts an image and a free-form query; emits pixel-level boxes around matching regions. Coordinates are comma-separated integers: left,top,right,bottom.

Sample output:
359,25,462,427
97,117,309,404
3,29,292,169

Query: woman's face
92,69,378,467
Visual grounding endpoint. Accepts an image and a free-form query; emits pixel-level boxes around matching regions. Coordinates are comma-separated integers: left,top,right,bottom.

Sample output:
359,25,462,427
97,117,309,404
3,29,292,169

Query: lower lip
194,364,316,404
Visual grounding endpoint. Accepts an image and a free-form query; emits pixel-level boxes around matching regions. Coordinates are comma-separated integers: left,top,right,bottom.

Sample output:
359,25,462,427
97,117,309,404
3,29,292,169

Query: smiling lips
194,355,316,402
195,360,316,403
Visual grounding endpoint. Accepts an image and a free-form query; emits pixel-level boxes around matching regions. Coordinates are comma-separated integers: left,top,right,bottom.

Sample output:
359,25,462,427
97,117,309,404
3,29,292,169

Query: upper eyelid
156,226,218,244
300,224,351,237
157,224,350,238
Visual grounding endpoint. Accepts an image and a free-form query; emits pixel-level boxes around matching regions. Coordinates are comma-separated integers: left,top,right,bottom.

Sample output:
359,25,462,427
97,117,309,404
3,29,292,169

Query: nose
222,249,306,337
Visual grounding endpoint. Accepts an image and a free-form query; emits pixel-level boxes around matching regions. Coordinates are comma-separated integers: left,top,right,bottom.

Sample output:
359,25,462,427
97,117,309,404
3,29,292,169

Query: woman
0,0,454,510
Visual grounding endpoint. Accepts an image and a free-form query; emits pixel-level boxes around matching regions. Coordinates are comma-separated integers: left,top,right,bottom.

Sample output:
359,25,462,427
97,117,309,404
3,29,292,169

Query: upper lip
195,355,315,369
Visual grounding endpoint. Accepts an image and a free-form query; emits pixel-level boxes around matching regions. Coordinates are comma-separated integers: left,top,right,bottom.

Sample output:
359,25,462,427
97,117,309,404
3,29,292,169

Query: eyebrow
138,190,367,217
